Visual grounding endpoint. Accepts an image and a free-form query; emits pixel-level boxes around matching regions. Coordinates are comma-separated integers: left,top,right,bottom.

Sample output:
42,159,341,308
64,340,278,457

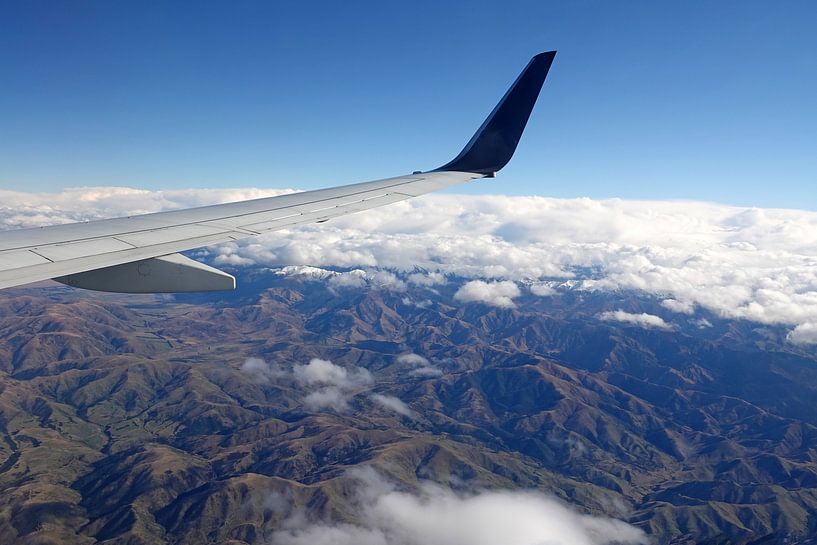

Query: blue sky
1,1,815,209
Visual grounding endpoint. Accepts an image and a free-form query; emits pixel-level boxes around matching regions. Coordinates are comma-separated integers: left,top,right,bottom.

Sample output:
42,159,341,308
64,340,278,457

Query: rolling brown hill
1,269,817,544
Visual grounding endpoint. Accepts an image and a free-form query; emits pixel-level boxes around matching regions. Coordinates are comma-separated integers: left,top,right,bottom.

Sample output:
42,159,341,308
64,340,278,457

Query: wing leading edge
0,51,556,292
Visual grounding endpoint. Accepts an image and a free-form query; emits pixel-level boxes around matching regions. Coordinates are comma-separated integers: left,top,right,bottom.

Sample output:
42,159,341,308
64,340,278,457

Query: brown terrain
1,267,817,544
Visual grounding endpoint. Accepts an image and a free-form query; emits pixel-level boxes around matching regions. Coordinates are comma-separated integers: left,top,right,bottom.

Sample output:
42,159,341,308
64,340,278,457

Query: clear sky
1,1,816,209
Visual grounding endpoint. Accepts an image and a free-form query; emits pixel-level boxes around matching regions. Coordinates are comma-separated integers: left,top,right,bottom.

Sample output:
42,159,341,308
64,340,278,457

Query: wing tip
435,50,556,175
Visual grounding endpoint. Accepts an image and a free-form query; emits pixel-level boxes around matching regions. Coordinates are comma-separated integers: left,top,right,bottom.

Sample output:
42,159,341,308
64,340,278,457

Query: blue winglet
435,51,556,176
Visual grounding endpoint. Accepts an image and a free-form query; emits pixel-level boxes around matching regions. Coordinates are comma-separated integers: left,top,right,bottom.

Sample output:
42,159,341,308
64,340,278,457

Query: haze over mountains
2,188,817,544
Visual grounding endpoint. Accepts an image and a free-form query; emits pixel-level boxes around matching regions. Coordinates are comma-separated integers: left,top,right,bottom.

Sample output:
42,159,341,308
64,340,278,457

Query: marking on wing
237,213,303,233
116,224,227,247
32,238,135,262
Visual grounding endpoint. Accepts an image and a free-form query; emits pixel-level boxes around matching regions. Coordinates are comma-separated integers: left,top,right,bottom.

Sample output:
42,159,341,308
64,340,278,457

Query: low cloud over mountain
239,357,419,415
454,280,521,308
4,186,817,340
271,467,647,545
3,256,817,543
597,310,673,330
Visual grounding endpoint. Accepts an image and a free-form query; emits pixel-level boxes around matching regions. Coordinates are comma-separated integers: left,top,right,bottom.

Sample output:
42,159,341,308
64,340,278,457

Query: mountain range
1,265,817,544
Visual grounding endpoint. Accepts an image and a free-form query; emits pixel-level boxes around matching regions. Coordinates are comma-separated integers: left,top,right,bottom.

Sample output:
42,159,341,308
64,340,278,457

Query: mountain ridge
1,269,817,544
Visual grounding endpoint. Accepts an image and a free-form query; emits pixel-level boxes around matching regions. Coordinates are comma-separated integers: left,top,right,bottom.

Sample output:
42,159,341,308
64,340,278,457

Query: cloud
370,394,414,418
292,358,373,412
409,366,444,378
401,296,433,309
693,318,713,329
396,354,430,366
7,187,817,339
240,357,374,413
661,298,695,314
787,322,817,345
454,280,521,308
239,357,287,383
397,353,443,378
598,310,673,330
302,387,355,413
293,358,373,389
328,271,369,289
530,283,556,297
368,270,406,292
407,272,446,287
0,186,294,230
241,357,424,414
271,467,646,545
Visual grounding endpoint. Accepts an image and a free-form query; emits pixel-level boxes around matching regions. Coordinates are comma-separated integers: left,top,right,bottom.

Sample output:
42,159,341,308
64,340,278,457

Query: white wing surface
0,51,556,293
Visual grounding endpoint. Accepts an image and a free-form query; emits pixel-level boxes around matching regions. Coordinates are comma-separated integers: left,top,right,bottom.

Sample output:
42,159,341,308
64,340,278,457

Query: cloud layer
271,467,647,545
0,186,293,229
5,186,817,338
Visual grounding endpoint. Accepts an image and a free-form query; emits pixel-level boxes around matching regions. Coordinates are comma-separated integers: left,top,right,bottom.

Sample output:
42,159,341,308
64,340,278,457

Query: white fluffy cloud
302,388,355,413
0,186,294,229
6,187,817,338
787,323,817,345
661,298,695,314
529,283,557,297
598,310,673,330
454,280,521,308
239,357,287,383
242,357,423,414
271,467,646,545
239,357,375,413
293,358,373,389
293,358,373,412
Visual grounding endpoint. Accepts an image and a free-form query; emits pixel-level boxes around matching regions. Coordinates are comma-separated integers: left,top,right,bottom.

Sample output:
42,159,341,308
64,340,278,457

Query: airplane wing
0,51,556,293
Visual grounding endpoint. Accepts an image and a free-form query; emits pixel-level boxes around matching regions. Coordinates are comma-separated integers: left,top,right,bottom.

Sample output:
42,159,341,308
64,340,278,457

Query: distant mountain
2,266,817,544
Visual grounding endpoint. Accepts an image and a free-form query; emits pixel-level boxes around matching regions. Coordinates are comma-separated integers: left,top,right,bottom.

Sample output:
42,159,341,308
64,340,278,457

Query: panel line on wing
111,236,139,248
27,249,54,263
0,249,53,272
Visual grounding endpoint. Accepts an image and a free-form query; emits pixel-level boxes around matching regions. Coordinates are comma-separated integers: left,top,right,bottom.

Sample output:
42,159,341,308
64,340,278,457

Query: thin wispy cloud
397,353,443,378
370,394,414,418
